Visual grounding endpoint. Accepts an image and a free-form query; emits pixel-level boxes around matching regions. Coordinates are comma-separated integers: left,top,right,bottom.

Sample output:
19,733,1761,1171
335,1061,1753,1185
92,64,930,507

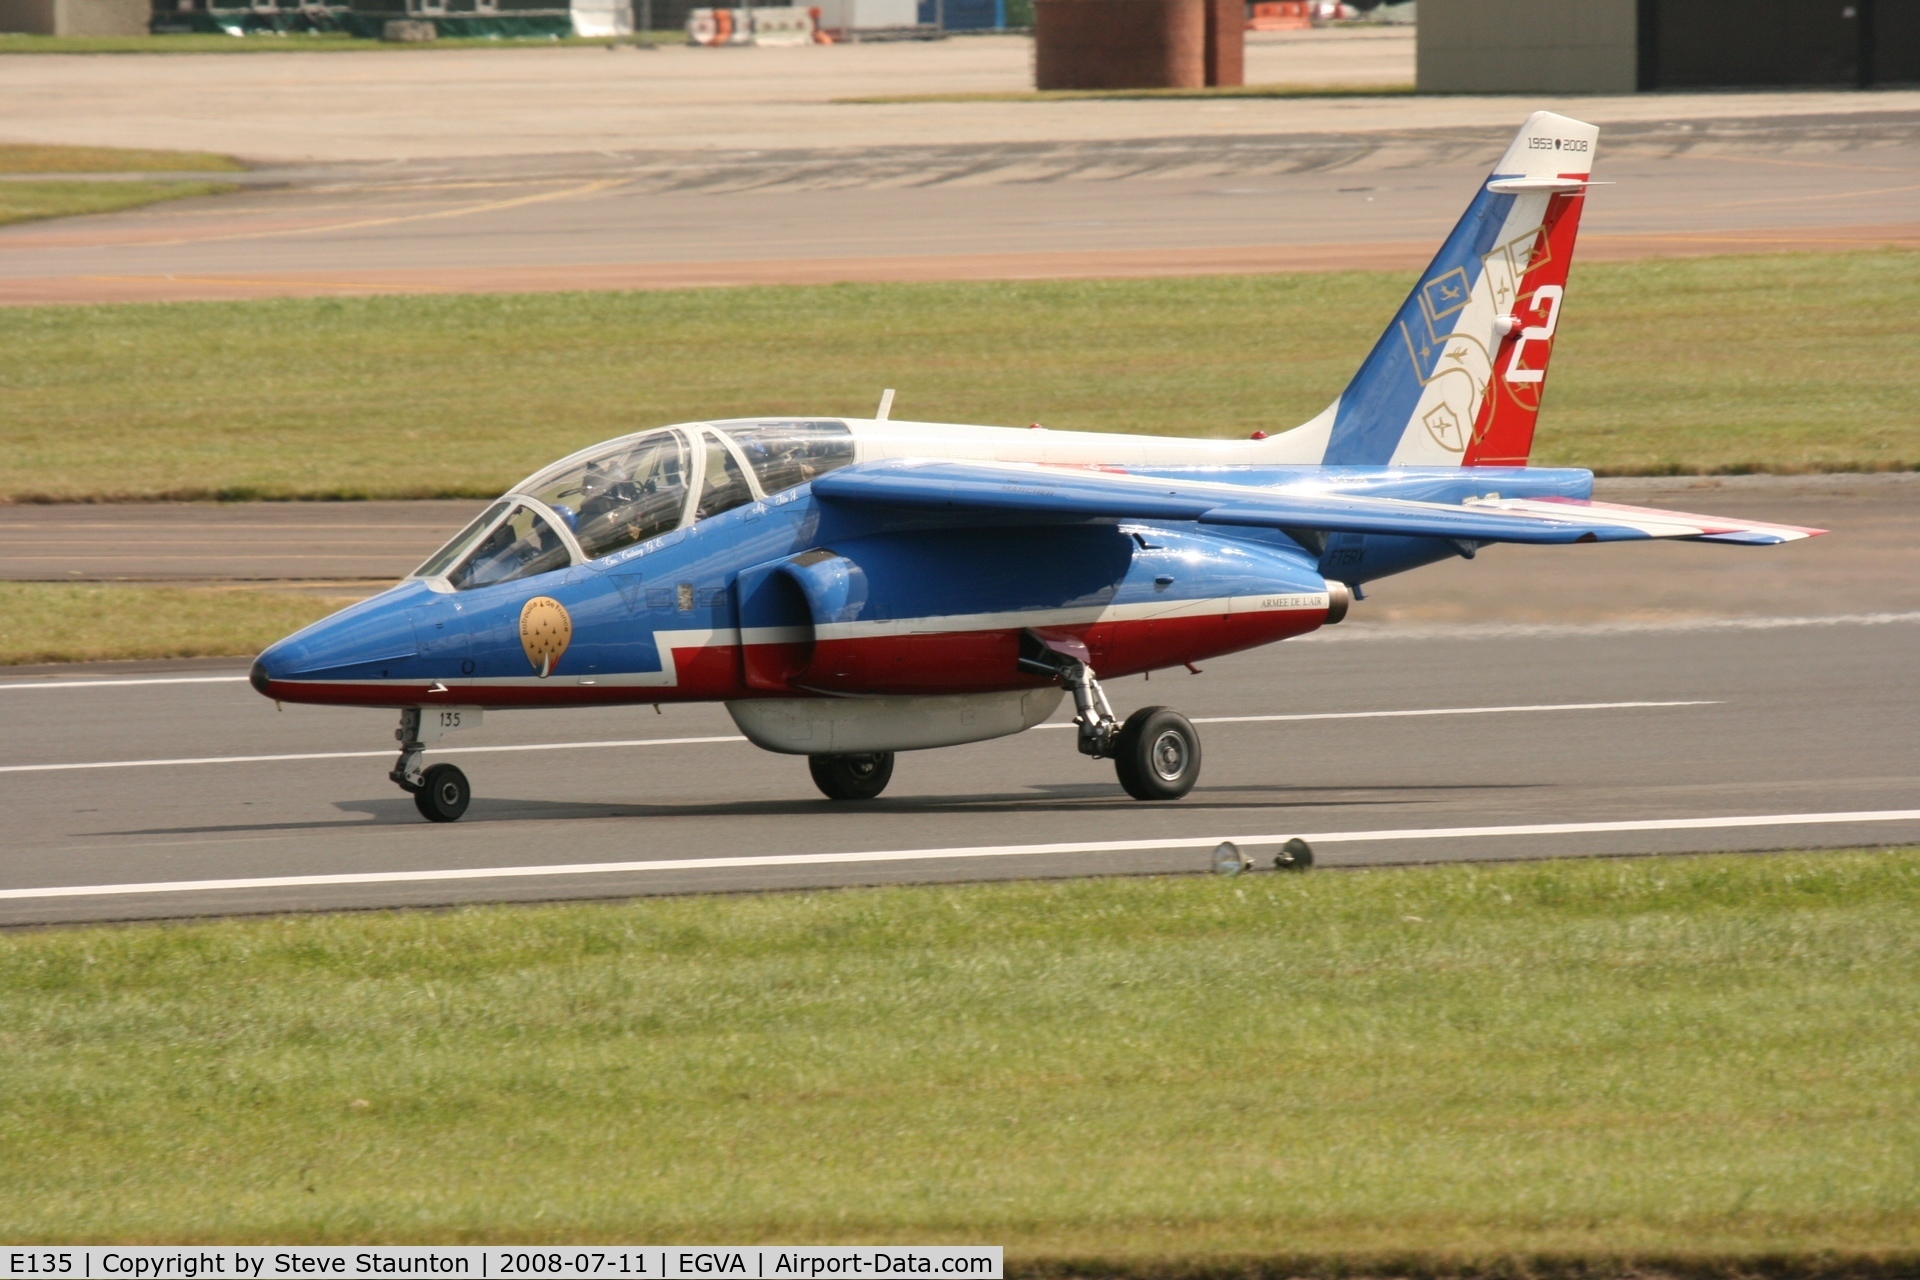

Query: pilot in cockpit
572,459,647,525
456,507,567,589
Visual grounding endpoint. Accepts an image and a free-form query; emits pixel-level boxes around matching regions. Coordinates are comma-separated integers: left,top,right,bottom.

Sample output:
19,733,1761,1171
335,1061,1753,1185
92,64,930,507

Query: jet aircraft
251,112,1822,822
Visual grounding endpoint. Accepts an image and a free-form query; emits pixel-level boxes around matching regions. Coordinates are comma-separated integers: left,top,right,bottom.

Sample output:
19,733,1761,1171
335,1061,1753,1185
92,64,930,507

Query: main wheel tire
1113,706,1201,801
808,751,895,801
414,762,471,822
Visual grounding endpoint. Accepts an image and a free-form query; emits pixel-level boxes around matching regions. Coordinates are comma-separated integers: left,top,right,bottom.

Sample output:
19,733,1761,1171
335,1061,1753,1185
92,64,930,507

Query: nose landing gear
1019,630,1202,801
390,706,475,823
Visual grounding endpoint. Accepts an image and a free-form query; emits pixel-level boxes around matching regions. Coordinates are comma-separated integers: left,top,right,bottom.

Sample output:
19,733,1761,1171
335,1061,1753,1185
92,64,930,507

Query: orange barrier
1246,1,1308,29
688,6,819,44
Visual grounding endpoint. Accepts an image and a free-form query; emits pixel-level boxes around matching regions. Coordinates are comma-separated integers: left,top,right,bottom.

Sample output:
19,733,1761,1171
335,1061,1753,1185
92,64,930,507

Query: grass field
1,250,1914,501
0,143,243,226
0,144,243,173
0,582,347,665
0,179,241,227
2,849,1916,1256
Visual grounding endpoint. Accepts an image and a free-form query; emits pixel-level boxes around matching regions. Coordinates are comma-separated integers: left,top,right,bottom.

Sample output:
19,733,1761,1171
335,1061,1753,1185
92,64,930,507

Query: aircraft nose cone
251,630,308,695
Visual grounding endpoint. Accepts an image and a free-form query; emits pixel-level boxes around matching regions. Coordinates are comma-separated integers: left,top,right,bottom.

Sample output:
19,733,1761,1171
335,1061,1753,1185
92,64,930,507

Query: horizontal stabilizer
1476,496,1825,545
813,461,1824,546
1485,177,1599,194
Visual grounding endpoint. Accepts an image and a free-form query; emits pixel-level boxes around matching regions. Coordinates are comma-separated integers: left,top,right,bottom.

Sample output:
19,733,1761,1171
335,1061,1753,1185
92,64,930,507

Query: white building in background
811,0,918,33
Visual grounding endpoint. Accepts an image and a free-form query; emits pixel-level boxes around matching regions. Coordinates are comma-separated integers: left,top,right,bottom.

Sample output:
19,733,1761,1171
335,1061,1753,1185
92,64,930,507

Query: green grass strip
0,249,1915,501
0,582,350,665
0,179,240,227
0,144,243,174
3,849,1918,1251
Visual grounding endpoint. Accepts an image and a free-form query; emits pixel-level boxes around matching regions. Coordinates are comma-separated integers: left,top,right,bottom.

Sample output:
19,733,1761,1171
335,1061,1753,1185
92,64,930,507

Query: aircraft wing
812,461,1824,546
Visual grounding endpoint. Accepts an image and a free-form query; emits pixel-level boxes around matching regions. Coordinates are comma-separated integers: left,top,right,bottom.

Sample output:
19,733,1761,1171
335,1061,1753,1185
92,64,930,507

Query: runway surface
3,610,1916,927
2,101,1917,303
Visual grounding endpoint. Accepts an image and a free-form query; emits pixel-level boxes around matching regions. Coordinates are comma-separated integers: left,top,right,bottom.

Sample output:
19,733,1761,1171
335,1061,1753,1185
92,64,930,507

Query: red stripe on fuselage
1465,184,1588,468
259,605,1329,709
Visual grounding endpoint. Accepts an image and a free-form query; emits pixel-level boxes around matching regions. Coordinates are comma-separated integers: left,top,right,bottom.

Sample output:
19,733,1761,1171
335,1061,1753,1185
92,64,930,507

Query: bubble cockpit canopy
410,419,856,590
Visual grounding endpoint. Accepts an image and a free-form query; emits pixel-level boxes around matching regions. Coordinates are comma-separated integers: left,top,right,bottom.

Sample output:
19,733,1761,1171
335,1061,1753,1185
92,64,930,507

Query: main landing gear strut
391,707,472,823
1019,631,1202,801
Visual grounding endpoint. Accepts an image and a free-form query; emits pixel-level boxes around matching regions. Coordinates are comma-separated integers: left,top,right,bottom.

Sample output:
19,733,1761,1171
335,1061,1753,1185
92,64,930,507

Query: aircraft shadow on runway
93,781,1539,837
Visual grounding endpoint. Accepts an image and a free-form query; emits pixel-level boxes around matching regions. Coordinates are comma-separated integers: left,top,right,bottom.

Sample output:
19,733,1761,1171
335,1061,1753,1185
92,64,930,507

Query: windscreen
414,500,510,580
447,503,571,591
520,428,692,561
716,420,855,495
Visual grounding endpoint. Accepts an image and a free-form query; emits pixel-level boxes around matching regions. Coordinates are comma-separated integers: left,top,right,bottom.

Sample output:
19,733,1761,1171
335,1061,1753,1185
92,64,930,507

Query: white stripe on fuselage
849,419,1332,468
807,591,1326,644
275,593,1329,690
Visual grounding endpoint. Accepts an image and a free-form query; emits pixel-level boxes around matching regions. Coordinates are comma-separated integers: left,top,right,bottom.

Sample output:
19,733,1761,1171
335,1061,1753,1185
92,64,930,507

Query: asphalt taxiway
4,30,1918,304
4,590,1916,927
3,96,1917,303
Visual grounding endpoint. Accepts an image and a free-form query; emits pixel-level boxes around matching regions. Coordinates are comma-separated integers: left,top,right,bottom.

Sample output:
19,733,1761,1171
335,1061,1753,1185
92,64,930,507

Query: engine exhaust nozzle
1324,580,1353,626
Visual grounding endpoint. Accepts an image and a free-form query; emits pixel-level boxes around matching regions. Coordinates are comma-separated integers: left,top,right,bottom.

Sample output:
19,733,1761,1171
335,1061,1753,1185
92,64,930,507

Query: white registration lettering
1504,284,1563,385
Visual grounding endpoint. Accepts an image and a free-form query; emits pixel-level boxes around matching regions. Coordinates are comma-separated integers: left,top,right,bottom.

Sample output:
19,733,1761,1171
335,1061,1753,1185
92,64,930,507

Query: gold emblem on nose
519,596,572,678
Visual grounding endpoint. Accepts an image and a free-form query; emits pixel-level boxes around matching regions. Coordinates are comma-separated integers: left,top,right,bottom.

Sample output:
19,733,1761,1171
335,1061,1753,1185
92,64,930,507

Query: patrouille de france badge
519,596,572,678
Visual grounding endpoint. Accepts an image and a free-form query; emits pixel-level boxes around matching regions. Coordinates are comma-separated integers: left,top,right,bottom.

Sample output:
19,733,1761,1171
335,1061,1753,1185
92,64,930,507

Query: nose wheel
413,763,472,822
390,707,476,822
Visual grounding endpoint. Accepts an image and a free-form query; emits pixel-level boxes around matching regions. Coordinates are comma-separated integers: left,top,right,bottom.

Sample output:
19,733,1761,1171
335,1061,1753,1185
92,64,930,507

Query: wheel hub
1150,728,1188,780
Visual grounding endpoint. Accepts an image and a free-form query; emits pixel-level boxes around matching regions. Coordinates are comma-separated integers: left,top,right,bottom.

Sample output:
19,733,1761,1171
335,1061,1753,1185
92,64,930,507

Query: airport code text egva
4,1252,1001,1280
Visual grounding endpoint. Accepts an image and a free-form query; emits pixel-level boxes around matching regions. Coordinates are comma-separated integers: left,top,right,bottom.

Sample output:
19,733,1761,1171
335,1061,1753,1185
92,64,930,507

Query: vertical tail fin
1314,111,1598,468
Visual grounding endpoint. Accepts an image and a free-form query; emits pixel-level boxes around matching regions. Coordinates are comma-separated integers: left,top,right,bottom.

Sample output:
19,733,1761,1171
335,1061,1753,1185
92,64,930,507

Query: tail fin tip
1312,111,1599,470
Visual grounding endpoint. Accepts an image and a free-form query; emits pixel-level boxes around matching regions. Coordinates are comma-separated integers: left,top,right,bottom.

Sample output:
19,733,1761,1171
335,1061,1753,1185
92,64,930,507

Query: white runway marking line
0,674,250,691
1301,611,1920,643
6,810,1919,902
1036,700,1717,728
0,736,749,775
0,700,1714,775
